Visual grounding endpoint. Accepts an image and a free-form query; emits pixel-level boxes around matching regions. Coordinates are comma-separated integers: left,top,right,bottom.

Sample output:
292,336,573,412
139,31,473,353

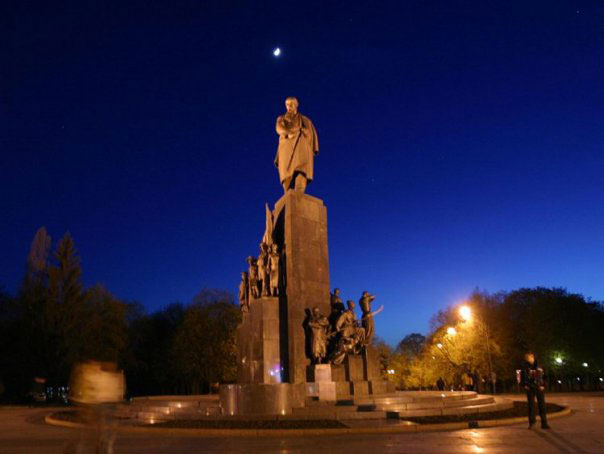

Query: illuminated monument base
219,191,394,415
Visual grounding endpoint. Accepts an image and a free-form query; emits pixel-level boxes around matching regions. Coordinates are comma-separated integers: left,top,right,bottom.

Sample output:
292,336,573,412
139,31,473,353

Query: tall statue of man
274,97,319,193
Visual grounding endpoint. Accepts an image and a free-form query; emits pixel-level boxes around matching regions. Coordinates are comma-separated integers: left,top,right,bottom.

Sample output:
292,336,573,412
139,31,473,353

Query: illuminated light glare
447,327,457,336
273,47,281,57
577,377,581,381
459,305,472,321
557,380,562,384
555,357,563,364
583,362,589,368
600,378,603,382
437,343,443,349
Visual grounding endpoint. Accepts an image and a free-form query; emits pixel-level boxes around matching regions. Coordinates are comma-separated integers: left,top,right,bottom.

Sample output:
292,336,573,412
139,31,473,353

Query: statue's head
312,306,320,317
272,243,278,253
334,288,340,295
241,272,247,279
347,300,355,311
285,97,299,114
362,290,369,298
525,352,535,365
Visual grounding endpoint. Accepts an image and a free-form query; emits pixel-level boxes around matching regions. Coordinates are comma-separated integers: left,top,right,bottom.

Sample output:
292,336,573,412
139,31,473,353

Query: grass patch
149,419,348,430
402,401,565,425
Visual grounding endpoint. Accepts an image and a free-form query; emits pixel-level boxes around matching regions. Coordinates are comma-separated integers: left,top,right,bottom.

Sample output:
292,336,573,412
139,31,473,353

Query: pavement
1,393,603,453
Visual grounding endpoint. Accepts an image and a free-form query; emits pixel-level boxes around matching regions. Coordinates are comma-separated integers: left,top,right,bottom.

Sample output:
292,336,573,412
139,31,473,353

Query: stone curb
44,406,572,437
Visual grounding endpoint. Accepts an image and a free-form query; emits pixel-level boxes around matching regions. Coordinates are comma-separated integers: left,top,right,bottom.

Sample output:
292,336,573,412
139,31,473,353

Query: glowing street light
583,362,589,368
459,305,472,322
555,357,563,365
447,327,457,336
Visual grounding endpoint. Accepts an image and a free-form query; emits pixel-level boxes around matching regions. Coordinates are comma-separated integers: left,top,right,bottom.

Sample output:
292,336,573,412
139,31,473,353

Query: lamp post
459,305,495,394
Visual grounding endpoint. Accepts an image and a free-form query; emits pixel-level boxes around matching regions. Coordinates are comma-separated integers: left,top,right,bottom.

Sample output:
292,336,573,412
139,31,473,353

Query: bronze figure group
238,241,282,311
308,289,381,365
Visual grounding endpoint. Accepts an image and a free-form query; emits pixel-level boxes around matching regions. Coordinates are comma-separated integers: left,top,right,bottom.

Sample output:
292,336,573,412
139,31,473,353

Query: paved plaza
0,393,602,453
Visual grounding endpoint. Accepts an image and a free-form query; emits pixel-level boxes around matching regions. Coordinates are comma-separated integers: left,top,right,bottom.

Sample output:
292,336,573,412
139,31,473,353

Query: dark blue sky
2,1,603,345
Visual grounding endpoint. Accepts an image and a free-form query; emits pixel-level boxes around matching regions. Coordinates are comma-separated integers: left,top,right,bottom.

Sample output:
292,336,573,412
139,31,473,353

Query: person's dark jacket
520,360,546,388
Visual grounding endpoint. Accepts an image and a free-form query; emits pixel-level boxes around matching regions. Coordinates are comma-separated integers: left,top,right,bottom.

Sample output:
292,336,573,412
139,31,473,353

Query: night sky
2,1,603,345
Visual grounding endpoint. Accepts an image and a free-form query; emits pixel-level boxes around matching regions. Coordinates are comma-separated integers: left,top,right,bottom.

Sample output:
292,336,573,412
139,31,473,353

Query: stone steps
114,392,514,423
116,395,221,423
289,393,510,421
373,396,495,412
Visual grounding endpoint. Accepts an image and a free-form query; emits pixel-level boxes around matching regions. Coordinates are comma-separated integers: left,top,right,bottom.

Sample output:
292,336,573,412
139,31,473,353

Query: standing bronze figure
238,271,249,311
274,97,319,193
268,244,280,296
308,307,330,364
257,243,270,297
246,256,259,299
359,291,376,345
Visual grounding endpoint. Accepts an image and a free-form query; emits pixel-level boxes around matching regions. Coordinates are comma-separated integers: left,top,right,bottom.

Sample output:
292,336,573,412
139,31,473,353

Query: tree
43,232,86,386
396,333,426,359
171,299,240,394
80,285,128,362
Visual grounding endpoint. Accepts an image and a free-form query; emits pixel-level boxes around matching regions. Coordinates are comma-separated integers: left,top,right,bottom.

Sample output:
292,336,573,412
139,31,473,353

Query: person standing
520,352,551,429
436,377,445,391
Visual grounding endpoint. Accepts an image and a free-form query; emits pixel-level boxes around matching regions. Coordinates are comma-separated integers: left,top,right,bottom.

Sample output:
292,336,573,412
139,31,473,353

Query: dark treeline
388,288,604,392
0,227,239,402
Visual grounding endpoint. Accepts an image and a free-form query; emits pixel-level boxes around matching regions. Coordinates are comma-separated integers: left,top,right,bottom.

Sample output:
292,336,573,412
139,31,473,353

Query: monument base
219,383,305,415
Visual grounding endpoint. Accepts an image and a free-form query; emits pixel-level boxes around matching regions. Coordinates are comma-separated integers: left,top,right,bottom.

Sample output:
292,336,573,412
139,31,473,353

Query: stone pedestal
236,297,281,384
219,383,305,415
273,191,330,384
313,364,336,402
329,348,394,398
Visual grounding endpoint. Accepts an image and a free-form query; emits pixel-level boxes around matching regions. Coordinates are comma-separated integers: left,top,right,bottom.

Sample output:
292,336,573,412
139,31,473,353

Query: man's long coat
274,114,319,184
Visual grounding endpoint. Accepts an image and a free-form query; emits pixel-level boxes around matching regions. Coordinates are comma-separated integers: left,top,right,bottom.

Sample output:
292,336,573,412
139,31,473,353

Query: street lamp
459,305,472,322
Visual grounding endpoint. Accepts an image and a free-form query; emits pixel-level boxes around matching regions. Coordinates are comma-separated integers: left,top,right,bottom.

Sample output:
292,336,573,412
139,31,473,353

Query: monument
220,97,393,415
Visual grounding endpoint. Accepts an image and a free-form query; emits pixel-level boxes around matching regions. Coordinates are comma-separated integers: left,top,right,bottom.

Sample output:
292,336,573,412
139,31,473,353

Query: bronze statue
274,97,319,193
238,272,249,311
257,243,270,297
262,203,274,247
268,243,280,296
359,291,376,345
246,256,259,299
330,288,345,315
331,300,366,364
308,307,330,364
